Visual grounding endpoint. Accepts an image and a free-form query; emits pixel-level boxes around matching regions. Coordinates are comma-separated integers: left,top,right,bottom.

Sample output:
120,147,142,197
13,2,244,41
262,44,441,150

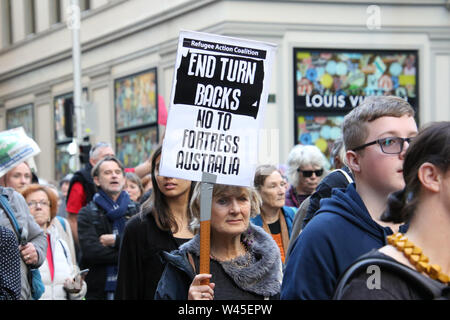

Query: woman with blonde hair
155,183,282,300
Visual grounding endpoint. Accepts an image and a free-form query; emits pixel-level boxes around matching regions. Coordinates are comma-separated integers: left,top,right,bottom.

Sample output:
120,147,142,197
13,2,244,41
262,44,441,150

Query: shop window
114,68,159,168
293,48,419,164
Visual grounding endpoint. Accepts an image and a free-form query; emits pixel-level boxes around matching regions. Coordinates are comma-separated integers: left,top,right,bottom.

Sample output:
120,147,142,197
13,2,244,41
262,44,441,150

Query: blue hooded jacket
280,183,408,300
251,206,296,237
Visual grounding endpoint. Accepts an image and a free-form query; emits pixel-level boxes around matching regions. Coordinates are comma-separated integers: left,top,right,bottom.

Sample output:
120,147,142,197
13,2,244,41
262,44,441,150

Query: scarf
94,189,130,235
93,189,130,295
260,210,289,263
179,223,282,297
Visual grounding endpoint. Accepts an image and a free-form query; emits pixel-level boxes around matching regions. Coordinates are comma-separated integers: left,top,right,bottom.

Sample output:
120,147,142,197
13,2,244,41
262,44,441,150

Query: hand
19,242,38,265
99,234,116,247
188,274,215,300
63,276,82,294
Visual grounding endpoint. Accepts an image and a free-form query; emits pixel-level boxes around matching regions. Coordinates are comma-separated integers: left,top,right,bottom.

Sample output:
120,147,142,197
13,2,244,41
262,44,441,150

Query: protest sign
160,30,277,187
0,127,41,177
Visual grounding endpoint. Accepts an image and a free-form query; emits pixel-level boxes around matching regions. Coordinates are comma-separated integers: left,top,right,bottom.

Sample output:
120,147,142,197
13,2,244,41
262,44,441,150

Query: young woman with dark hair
336,121,450,299
115,145,196,299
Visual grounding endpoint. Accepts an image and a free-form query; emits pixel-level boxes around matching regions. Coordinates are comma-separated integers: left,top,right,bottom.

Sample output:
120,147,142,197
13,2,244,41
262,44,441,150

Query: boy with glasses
281,96,418,300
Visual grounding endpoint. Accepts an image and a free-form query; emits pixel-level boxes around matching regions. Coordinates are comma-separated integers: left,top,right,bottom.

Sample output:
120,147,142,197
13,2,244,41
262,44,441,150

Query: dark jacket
0,226,21,300
281,183,408,300
336,250,450,300
66,163,96,206
155,223,282,300
115,211,181,300
285,196,310,263
302,166,354,229
77,199,139,300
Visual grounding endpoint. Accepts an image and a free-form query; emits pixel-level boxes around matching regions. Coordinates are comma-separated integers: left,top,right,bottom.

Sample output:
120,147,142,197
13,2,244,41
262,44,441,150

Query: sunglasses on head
297,168,324,178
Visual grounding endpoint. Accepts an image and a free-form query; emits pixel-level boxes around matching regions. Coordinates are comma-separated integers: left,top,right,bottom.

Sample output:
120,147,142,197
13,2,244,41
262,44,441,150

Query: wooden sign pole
199,172,217,285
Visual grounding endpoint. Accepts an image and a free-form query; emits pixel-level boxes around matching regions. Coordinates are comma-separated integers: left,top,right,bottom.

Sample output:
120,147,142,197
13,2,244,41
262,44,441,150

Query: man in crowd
66,142,115,248
77,156,139,300
66,142,152,250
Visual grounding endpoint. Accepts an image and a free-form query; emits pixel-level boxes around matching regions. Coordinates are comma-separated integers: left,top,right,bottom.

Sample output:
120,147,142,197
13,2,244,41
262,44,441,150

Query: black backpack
333,253,450,300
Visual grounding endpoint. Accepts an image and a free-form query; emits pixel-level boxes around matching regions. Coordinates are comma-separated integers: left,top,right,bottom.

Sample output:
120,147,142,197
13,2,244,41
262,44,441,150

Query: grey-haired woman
285,144,328,208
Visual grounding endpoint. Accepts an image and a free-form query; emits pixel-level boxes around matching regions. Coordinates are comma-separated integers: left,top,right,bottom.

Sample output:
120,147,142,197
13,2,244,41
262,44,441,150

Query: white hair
89,142,113,161
286,144,328,187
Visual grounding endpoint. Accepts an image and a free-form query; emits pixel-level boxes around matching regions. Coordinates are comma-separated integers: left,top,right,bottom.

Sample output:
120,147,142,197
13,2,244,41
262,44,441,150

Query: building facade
0,0,449,182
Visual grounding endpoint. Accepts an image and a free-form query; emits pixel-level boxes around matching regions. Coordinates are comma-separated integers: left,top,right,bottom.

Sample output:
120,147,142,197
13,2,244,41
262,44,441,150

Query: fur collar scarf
179,222,282,297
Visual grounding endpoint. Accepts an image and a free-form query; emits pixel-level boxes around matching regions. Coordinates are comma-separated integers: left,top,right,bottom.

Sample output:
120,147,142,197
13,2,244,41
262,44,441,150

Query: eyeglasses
352,137,413,154
297,168,324,178
27,200,50,208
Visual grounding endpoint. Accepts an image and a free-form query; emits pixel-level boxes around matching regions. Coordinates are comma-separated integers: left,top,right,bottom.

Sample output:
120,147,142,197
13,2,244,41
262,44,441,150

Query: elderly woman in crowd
21,184,86,300
285,145,328,208
155,183,282,300
251,165,296,264
124,172,144,203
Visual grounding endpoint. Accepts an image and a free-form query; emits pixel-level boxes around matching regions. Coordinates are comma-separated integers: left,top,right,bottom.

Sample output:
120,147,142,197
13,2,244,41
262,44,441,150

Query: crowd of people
0,95,449,300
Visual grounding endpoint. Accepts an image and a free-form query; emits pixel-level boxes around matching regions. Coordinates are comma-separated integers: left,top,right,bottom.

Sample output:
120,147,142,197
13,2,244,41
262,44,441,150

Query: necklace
387,233,449,284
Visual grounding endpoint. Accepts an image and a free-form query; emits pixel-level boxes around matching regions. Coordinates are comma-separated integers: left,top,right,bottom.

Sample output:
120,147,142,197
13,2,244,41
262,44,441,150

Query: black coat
66,163,96,206
301,166,354,229
115,212,180,300
77,200,139,300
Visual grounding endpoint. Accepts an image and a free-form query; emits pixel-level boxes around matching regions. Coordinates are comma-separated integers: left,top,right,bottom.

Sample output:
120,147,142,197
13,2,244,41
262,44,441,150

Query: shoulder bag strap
335,169,354,184
0,194,23,241
333,256,446,300
56,216,67,232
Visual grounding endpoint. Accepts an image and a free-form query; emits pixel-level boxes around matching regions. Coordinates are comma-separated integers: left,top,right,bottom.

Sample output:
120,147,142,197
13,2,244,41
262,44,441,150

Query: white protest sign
0,127,41,177
160,30,277,187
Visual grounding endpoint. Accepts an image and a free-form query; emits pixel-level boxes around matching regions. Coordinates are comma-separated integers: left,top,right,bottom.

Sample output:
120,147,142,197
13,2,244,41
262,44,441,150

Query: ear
93,176,100,187
345,150,361,173
417,162,440,193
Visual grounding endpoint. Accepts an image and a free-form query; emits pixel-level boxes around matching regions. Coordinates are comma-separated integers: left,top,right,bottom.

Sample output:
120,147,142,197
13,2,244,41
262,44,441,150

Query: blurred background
0,0,449,182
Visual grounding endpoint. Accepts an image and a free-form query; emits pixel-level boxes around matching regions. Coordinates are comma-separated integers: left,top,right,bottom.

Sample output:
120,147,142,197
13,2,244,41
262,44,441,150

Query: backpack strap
56,216,67,232
0,194,23,243
334,169,354,184
333,255,448,300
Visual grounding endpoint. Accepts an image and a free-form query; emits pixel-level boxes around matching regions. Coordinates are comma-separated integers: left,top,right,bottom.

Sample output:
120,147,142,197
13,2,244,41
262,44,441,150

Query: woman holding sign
116,145,196,300
155,183,282,300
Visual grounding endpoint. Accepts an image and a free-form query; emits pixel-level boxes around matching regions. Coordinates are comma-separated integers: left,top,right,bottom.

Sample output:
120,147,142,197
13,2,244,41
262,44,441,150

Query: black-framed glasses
352,137,413,154
297,168,324,178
